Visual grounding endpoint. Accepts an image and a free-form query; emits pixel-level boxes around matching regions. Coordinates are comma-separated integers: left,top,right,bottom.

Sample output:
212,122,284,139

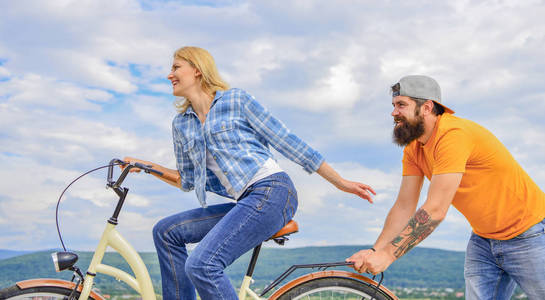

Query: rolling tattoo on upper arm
391,208,441,258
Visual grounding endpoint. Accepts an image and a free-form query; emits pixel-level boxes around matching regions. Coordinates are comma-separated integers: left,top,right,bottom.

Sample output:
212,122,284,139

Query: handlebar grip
148,168,164,176
134,162,164,176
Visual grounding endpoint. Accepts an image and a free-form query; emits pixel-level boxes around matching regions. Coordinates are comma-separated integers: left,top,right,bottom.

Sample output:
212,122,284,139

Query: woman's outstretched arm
121,156,181,188
316,161,376,203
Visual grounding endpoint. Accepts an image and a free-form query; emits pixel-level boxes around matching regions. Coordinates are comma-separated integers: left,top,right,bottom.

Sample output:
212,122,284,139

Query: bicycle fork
79,222,156,300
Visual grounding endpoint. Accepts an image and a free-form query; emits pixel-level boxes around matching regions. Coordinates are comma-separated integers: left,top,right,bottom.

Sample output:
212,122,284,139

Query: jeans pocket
282,188,298,226
514,220,545,239
250,186,271,210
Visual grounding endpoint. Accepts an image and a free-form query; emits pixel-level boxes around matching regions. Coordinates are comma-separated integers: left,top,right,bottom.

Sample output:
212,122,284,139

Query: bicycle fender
16,278,105,300
267,270,398,300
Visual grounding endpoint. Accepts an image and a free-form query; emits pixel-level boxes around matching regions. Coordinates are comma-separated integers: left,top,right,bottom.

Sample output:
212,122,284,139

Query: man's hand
346,249,375,273
346,249,396,275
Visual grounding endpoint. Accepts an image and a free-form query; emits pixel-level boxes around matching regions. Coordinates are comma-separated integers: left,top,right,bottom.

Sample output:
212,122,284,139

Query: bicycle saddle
268,220,298,243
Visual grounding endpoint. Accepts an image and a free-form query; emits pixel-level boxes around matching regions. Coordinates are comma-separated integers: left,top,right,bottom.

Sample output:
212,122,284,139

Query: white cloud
279,61,361,111
0,66,10,78
0,73,113,111
129,94,177,133
221,37,309,89
68,185,151,208
48,51,137,94
0,96,174,169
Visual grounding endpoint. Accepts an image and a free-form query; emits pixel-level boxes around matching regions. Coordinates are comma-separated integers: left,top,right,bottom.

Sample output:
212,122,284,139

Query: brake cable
55,163,124,251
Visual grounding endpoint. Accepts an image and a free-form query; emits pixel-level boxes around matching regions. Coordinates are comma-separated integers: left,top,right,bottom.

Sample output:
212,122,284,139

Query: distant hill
0,245,465,296
0,250,31,260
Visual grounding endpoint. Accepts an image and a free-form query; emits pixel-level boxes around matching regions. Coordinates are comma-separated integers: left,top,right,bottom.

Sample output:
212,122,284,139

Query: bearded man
347,75,545,299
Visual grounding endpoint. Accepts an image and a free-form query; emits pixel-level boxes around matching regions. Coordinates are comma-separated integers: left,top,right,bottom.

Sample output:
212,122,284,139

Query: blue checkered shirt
172,88,324,207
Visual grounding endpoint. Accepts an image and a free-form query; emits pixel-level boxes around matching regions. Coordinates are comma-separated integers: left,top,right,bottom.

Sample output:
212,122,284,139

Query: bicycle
0,159,398,300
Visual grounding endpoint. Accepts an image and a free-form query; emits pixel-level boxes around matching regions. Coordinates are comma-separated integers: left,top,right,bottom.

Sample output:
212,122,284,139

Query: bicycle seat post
246,244,262,278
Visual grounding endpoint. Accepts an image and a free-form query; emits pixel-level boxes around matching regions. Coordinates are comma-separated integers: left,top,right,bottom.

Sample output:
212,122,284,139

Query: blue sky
1,0,544,252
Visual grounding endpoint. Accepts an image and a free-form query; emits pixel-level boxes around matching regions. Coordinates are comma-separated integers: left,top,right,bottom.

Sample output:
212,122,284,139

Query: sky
1,0,544,253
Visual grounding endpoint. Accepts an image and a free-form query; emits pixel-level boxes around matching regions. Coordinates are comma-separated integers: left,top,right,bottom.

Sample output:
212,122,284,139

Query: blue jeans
152,172,298,300
465,218,545,299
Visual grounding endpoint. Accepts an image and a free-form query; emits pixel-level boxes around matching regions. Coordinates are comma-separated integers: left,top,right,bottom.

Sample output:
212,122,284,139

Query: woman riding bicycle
123,46,376,300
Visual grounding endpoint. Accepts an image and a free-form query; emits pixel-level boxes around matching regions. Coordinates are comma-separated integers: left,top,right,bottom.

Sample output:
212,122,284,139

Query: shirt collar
182,90,225,117
211,89,224,107
183,105,196,117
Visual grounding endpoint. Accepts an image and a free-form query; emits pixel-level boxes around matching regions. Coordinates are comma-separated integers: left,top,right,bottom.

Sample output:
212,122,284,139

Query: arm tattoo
390,208,441,258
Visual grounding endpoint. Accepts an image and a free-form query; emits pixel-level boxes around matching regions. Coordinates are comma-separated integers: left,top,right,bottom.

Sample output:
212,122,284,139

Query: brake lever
107,158,127,187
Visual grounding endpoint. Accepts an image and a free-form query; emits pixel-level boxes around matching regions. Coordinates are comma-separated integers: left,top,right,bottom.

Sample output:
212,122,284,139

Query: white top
206,151,283,200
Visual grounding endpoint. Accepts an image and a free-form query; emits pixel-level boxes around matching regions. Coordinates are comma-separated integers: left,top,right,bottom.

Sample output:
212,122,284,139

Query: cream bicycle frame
78,222,156,300
76,221,262,300
238,275,264,300
76,221,263,300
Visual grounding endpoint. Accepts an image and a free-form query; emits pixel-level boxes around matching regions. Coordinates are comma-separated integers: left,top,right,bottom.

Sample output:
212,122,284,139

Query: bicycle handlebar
107,158,163,189
56,159,164,251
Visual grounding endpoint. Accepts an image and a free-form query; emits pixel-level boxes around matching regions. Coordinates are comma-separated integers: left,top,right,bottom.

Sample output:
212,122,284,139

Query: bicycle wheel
275,277,395,300
0,284,100,300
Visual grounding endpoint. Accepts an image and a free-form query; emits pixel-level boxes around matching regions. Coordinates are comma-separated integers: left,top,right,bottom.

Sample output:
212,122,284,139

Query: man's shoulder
439,113,468,127
440,113,488,127
437,113,486,137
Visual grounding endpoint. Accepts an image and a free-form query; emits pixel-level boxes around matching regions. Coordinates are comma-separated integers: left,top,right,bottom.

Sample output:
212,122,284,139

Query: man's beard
393,113,425,146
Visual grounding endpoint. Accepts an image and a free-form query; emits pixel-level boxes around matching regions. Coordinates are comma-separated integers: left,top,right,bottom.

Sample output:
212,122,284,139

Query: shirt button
213,156,217,160
224,171,228,175
221,125,226,129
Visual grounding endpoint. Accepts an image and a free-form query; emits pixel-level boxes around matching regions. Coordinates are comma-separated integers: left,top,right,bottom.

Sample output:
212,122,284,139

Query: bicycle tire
0,284,100,300
275,276,395,300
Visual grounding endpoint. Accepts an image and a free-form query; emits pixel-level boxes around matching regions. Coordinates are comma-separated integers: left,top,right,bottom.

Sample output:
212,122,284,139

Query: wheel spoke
5,292,72,300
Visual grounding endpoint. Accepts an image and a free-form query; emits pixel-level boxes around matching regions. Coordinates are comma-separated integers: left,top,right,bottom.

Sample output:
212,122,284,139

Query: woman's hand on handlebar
120,157,179,187
121,156,149,172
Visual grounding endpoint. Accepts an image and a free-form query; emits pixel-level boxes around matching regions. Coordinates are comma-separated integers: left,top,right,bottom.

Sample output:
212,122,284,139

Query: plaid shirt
172,88,324,207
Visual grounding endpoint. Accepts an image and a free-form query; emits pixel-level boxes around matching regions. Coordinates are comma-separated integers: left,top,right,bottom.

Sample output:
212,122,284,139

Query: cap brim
433,101,455,114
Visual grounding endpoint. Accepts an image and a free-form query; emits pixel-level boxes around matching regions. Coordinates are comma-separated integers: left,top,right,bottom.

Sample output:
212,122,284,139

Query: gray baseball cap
393,75,454,114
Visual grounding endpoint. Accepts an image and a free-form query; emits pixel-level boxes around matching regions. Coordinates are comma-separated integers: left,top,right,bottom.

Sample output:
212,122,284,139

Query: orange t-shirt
402,113,545,240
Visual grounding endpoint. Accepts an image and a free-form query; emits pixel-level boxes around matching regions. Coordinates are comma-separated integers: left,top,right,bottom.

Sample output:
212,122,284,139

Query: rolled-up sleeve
243,92,324,173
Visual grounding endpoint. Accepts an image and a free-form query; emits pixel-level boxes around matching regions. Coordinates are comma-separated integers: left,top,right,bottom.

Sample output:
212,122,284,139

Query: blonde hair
173,46,229,113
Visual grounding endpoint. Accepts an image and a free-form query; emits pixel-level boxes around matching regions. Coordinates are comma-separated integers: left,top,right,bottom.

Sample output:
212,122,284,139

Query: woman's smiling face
167,58,201,97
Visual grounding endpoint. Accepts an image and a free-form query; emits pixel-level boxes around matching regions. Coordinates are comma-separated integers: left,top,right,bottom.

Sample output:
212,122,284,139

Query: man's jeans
152,172,297,300
465,218,545,299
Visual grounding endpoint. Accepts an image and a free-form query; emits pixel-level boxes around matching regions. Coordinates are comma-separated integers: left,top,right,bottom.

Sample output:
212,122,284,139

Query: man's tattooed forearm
391,208,441,258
